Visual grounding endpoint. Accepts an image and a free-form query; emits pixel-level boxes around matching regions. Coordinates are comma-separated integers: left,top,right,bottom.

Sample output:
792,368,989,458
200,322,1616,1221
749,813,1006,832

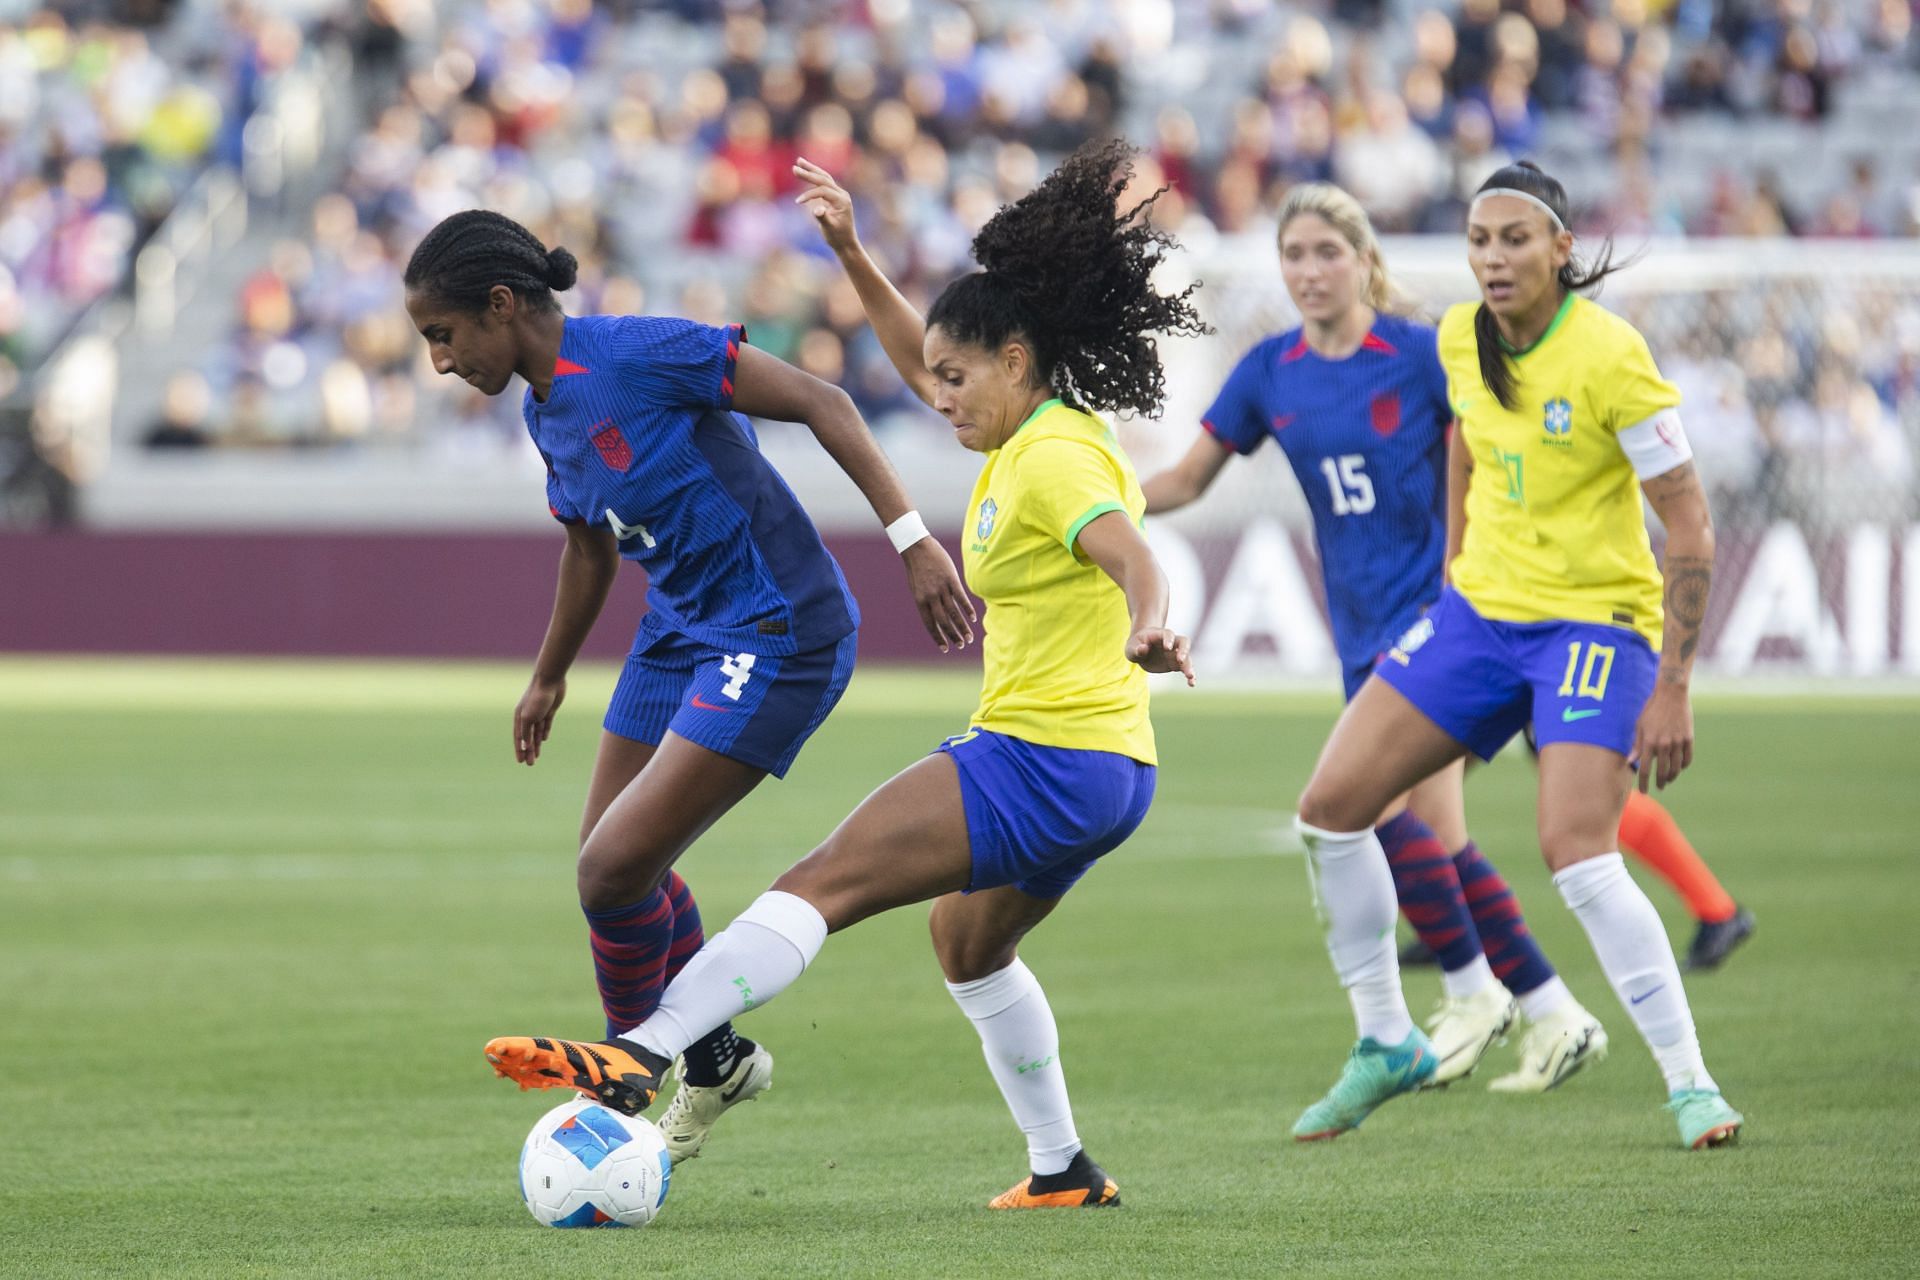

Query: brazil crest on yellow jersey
962,398,1155,764
1439,295,1680,649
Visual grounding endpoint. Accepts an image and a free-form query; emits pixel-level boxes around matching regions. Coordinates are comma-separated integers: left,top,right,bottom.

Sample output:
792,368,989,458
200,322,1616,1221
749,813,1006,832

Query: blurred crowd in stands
3,0,1916,518
1626,283,1918,519
0,0,312,401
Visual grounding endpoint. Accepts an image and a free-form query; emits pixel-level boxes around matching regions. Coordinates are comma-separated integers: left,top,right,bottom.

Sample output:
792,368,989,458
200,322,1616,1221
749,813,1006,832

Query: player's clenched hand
792,156,859,255
514,674,566,766
902,538,975,652
1127,628,1195,686
1629,682,1693,791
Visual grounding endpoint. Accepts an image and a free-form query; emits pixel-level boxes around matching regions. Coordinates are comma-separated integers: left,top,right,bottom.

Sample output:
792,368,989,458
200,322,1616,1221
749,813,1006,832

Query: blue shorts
1372,587,1657,762
1341,603,1436,701
1342,656,1385,703
935,729,1157,900
603,625,857,779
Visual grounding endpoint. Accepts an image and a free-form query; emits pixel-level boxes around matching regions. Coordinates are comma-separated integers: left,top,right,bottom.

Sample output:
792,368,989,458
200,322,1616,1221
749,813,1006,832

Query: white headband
1470,187,1565,231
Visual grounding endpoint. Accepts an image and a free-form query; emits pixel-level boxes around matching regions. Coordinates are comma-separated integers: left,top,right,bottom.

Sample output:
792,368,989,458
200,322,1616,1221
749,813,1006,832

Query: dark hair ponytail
404,209,576,314
1471,161,1626,410
925,138,1210,417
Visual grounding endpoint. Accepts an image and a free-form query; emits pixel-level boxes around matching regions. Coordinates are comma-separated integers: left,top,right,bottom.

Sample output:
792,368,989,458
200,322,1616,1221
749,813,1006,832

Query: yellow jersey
1439,295,1680,649
962,398,1155,764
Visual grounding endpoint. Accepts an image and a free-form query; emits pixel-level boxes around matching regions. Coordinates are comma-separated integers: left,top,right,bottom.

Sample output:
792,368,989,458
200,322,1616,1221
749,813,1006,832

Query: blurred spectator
1,2,291,372
142,369,213,449
1452,0,1504,94
21,0,1901,517
1334,93,1443,231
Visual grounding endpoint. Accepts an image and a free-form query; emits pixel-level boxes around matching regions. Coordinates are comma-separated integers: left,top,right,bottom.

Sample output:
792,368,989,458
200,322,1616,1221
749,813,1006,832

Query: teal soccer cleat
1668,1088,1744,1149
1292,1030,1438,1141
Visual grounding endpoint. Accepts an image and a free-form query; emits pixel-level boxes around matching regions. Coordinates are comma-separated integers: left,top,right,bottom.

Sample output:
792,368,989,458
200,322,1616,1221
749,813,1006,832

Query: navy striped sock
1454,841,1556,995
1378,811,1483,973
662,870,704,984
584,889,674,1039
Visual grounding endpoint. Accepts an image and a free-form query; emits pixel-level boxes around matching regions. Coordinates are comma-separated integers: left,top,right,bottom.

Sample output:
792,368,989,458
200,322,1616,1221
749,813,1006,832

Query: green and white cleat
656,1040,773,1164
1292,1030,1437,1141
1668,1088,1743,1149
1423,985,1519,1087
1488,1002,1608,1094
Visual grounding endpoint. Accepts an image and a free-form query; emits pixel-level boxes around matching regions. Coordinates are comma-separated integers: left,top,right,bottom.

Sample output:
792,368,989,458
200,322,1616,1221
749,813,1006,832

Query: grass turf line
0,661,1916,1277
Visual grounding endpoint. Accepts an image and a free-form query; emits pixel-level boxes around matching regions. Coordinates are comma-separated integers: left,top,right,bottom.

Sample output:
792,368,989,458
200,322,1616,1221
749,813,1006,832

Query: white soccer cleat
655,1041,774,1164
1487,1003,1608,1094
1422,984,1519,1086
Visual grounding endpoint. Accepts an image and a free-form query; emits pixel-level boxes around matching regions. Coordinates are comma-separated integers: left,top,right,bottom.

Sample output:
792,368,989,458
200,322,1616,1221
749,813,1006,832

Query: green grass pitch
1,659,1916,1277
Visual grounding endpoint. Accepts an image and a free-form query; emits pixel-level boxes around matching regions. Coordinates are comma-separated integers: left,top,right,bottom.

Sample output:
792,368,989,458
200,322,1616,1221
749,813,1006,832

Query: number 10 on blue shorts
1376,587,1658,761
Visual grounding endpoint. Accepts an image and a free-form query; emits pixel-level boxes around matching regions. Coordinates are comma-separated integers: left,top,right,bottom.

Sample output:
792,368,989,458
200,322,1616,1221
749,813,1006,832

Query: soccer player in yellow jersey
1288,161,1743,1151
485,141,1204,1206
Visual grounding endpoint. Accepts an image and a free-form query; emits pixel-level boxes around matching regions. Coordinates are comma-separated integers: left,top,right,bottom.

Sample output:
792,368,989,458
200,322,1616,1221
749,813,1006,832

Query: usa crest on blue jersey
1200,314,1454,686
523,314,859,657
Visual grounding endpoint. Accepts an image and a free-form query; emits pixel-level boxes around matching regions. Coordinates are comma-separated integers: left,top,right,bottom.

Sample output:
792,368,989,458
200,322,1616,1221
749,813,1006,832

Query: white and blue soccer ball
518,1097,672,1228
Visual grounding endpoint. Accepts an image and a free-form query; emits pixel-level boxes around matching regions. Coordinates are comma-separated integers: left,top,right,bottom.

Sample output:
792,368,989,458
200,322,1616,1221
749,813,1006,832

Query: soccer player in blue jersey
1144,184,1605,1105
485,142,1203,1210
1291,162,1741,1149
402,209,973,1163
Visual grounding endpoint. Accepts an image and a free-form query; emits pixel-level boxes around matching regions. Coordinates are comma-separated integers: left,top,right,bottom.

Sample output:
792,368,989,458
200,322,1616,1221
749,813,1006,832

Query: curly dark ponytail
1471,161,1626,410
404,209,577,314
925,138,1210,417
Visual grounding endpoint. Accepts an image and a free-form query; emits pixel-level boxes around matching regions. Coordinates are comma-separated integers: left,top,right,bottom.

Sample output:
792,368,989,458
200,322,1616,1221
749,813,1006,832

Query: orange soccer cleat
987,1151,1120,1210
484,1035,672,1117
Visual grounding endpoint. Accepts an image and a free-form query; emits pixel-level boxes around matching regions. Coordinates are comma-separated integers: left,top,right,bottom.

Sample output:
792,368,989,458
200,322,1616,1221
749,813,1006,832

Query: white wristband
886,510,930,554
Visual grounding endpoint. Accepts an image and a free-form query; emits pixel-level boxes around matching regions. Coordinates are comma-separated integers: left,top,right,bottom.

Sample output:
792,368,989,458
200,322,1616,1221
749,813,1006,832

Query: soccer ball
518,1097,672,1228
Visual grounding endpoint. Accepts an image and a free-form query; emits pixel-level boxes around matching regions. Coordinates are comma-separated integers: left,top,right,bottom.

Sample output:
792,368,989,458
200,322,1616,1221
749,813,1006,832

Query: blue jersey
1201,314,1451,688
525,314,860,657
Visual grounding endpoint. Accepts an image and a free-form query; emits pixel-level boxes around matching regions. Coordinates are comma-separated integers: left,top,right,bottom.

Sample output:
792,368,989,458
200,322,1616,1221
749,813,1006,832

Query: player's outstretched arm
1076,510,1195,686
793,157,939,408
729,344,975,651
1634,460,1715,791
1141,432,1233,514
517,522,619,766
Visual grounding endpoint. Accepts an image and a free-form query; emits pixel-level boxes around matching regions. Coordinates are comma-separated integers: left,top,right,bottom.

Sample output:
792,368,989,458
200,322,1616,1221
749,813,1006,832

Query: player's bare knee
1297,780,1366,834
771,844,862,931
928,903,1016,983
576,868,627,914
941,939,1018,984
1537,821,1614,873
575,842,664,913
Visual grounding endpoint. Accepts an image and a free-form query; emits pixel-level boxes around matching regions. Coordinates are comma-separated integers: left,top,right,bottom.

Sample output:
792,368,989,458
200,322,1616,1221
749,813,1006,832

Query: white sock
1554,854,1716,1094
621,890,828,1060
1516,974,1574,1023
1441,952,1498,1000
947,958,1081,1176
1298,820,1416,1045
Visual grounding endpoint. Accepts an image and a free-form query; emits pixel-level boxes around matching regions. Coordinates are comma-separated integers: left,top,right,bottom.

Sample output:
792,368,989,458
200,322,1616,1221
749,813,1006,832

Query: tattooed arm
1644,462,1715,682
1633,461,1715,790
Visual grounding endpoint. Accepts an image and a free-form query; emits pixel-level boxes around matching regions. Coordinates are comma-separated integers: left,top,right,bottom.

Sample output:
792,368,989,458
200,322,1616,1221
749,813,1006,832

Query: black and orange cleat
484,1035,671,1117
987,1151,1120,1210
